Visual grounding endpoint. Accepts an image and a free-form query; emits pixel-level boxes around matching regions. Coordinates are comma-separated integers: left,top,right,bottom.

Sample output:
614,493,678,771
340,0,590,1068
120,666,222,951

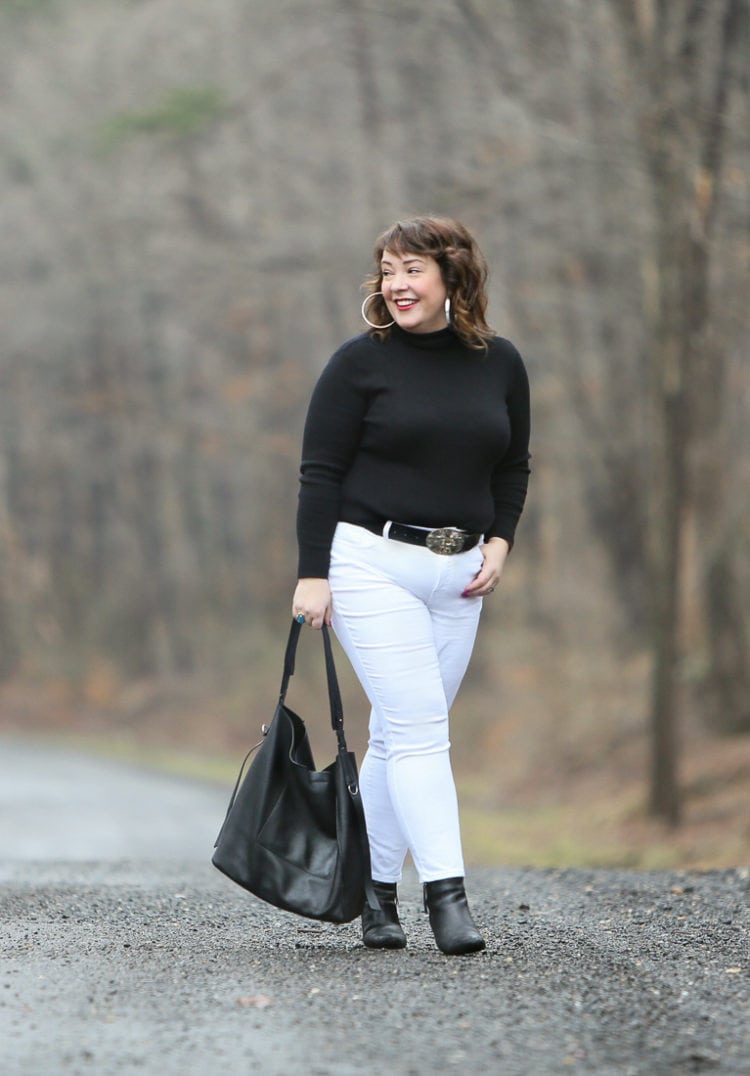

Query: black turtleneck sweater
297,325,531,578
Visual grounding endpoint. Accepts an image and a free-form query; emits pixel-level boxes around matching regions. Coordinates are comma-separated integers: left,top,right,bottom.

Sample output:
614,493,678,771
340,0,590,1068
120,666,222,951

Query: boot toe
423,877,486,956
438,931,485,956
363,922,407,949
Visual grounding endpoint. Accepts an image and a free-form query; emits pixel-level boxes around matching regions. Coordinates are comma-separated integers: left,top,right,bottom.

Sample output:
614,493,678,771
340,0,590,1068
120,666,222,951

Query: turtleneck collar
390,325,460,351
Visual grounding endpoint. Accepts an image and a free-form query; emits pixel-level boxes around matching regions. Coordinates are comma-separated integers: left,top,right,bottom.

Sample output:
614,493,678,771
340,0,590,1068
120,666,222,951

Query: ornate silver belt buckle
425,527,465,555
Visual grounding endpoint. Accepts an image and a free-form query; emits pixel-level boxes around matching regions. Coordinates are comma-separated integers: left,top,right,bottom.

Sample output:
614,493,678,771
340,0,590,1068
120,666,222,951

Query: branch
609,0,648,63
697,0,747,237
677,0,711,115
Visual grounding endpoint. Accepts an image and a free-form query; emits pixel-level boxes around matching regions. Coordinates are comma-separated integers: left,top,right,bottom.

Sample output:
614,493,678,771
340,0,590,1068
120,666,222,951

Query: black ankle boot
423,877,486,955
362,881,407,949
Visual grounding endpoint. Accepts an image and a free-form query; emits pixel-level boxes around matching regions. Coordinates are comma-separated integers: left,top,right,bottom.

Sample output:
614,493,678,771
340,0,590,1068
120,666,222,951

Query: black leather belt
379,521,481,555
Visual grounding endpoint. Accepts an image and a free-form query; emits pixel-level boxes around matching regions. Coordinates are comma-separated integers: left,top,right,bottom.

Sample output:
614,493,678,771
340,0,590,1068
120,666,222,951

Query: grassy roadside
7,725,748,873
459,729,750,870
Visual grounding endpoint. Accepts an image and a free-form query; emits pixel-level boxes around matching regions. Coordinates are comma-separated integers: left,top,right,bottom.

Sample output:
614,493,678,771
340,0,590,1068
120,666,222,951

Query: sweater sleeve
296,343,370,577
486,348,531,547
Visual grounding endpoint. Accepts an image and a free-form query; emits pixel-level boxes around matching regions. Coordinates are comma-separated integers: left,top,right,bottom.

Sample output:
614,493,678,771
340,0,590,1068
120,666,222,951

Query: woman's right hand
292,578,332,629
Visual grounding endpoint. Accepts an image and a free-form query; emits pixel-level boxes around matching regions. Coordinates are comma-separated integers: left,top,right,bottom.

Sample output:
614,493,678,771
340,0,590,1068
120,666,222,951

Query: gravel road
1,739,748,1075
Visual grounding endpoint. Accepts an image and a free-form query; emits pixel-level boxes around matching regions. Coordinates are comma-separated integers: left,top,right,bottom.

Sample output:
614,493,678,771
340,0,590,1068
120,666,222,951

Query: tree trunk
648,357,687,824
689,0,750,731
612,0,748,821
703,543,750,734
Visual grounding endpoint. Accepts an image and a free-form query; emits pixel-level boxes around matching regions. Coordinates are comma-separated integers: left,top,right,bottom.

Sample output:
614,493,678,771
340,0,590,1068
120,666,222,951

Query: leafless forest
1,1,748,842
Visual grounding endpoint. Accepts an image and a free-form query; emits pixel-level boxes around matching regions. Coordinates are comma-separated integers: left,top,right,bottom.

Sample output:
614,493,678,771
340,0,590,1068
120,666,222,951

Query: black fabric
212,621,379,924
297,325,531,578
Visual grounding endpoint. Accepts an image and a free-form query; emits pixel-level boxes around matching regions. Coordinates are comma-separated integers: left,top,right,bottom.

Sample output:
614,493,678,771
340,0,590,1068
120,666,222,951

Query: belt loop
382,520,393,538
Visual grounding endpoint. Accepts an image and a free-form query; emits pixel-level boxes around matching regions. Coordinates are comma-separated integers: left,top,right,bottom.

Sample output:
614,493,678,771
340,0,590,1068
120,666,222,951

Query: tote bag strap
280,618,380,913
338,745,380,912
279,619,343,734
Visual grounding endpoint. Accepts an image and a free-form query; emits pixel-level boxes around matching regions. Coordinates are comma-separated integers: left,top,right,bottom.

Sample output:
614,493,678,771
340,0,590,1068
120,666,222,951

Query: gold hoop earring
361,292,395,329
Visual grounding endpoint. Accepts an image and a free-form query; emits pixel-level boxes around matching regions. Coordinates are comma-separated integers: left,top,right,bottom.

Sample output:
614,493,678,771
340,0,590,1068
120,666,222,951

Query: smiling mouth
395,299,418,309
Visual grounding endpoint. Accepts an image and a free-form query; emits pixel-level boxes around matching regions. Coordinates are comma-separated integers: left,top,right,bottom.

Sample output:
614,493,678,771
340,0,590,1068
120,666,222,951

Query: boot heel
423,877,485,955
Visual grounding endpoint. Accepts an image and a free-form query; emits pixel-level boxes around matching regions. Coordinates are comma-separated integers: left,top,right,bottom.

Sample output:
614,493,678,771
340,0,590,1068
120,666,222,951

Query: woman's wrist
484,536,510,553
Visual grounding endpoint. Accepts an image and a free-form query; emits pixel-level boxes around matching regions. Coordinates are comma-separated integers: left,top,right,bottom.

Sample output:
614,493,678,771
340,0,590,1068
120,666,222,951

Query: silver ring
295,613,305,624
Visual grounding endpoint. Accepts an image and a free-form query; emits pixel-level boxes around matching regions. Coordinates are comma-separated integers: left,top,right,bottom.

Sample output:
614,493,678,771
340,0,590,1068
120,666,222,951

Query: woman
292,217,530,955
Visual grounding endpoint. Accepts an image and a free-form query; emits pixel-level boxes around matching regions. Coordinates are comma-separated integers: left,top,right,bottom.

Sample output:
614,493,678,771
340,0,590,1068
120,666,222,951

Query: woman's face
380,248,449,334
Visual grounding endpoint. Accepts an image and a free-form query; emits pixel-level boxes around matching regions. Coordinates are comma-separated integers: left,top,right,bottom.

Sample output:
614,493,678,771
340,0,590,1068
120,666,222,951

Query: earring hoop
361,292,395,329
444,297,451,322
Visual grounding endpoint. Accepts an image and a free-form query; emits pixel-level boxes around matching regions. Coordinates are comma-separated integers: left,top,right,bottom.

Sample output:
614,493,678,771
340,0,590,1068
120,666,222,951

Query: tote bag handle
279,619,344,735
279,619,379,911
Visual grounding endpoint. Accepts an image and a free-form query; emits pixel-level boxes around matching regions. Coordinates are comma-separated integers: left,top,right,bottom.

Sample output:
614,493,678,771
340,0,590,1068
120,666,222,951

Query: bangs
375,218,444,260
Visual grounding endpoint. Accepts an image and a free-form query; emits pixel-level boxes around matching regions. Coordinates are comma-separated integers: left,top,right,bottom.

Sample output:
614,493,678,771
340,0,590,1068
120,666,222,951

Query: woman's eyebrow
380,255,425,267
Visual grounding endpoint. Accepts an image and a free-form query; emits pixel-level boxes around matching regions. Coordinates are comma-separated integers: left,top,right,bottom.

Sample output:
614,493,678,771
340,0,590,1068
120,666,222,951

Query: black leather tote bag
212,620,379,924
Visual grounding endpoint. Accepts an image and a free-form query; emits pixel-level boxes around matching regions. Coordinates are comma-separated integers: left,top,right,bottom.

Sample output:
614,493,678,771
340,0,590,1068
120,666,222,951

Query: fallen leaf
237,994,272,1008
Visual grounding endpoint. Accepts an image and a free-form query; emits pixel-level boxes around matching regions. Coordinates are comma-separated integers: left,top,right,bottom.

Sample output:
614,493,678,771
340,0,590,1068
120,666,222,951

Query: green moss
3,0,58,13
97,86,228,153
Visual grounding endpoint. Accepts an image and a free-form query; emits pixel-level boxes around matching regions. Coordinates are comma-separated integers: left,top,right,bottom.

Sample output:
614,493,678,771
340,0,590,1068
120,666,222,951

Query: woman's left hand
461,536,510,598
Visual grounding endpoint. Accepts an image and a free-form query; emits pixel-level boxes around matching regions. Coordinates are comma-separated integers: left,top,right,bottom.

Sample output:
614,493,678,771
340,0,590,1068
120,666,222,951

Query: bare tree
1,0,747,793
611,0,749,822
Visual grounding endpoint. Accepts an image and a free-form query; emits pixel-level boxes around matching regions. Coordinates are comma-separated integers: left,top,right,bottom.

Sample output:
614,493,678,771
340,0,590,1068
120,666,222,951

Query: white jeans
329,522,483,884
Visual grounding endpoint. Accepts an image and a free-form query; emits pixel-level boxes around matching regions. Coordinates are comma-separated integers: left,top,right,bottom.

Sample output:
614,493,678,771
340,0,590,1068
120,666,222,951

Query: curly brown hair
361,216,494,351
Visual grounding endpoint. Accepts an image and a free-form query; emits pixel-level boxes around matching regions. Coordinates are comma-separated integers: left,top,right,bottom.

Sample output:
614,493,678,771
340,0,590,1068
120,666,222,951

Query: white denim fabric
329,522,483,883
